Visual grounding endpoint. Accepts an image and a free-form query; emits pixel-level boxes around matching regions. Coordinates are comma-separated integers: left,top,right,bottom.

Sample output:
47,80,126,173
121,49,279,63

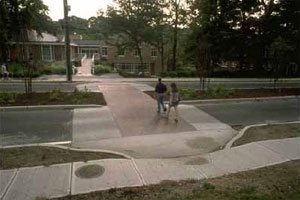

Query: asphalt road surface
144,81,300,90
196,98,300,126
0,82,78,92
0,109,73,146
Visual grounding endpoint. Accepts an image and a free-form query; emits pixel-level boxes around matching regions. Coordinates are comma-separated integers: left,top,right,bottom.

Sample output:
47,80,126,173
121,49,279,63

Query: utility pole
64,0,72,81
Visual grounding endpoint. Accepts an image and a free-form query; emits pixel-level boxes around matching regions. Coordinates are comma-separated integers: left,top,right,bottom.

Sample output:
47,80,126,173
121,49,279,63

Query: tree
105,0,165,72
168,0,187,71
0,0,51,93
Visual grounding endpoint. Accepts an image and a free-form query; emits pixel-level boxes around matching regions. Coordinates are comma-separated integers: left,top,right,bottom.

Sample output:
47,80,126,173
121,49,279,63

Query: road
196,98,300,126
0,109,73,146
0,82,78,92
0,79,299,92
143,81,300,90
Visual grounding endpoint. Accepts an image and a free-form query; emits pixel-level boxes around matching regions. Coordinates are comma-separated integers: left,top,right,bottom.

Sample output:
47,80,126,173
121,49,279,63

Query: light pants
168,104,178,120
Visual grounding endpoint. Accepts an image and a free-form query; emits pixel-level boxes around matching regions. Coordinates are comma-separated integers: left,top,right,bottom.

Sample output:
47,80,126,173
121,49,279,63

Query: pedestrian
167,83,180,123
155,77,167,113
1,63,9,79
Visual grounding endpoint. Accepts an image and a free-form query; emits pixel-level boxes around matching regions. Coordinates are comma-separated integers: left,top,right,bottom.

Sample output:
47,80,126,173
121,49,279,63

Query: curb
0,142,133,160
181,95,299,105
225,121,300,149
0,104,103,111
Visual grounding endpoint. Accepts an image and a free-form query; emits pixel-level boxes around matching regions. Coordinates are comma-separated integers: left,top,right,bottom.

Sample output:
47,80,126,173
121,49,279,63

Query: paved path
76,59,92,77
1,137,299,200
73,82,236,158
99,83,195,137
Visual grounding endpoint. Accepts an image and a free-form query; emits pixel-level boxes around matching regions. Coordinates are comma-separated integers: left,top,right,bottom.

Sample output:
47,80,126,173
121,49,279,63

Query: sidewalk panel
72,159,142,195
135,159,206,185
231,143,290,169
3,164,71,200
0,169,17,199
258,138,300,160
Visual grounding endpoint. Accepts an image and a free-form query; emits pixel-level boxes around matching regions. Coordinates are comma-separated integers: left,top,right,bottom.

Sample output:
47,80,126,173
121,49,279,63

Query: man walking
155,78,167,113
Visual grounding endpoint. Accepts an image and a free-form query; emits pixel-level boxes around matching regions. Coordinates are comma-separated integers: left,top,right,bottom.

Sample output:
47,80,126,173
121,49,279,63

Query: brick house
97,40,162,75
4,31,163,75
7,30,78,62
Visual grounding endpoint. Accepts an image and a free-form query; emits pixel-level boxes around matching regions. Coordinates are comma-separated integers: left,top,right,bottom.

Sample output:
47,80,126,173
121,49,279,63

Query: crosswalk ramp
72,107,122,143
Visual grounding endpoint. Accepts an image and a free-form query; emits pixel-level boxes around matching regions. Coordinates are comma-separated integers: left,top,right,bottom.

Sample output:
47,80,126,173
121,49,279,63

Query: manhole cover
75,164,105,179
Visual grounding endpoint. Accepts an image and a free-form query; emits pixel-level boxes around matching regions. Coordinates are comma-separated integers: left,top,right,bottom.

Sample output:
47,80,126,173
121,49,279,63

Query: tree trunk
172,0,179,71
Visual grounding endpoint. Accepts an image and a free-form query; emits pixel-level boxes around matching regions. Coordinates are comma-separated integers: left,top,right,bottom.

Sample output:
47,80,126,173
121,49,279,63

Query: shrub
168,71,178,77
7,62,24,78
160,72,167,77
49,88,62,101
0,92,19,104
7,62,42,78
206,87,233,98
51,65,66,75
179,88,197,100
46,61,66,75
160,70,196,78
177,71,196,77
94,65,114,75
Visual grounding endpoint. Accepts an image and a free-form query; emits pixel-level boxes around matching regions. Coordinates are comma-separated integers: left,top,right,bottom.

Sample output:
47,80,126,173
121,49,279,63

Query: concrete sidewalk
1,137,299,200
72,104,236,158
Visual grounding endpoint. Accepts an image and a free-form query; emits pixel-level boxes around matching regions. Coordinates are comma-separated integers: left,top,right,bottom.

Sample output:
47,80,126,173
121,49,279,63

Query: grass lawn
51,160,300,200
145,88,299,100
233,123,300,147
0,90,106,106
0,146,125,170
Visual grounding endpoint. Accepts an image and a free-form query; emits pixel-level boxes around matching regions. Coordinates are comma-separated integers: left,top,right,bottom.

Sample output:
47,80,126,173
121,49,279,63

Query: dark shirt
155,82,167,94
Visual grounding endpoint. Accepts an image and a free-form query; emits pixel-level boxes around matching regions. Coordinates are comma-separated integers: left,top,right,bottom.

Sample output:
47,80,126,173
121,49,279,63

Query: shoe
157,110,161,114
163,107,167,112
174,119,178,123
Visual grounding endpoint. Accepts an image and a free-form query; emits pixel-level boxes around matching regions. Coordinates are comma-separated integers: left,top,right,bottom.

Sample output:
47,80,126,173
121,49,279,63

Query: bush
179,88,197,100
168,71,178,77
51,65,66,75
7,62,41,78
206,87,233,98
160,72,168,77
160,70,196,78
177,71,196,77
0,92,19,104
7,62,24,78
94,65,114,75
46,61,67,75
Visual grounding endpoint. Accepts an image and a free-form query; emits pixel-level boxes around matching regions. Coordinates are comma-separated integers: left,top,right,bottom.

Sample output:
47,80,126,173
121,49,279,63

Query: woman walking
167,83,180,123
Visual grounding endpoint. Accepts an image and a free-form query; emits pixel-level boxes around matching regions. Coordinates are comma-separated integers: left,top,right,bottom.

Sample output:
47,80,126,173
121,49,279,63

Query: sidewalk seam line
69,162,74,195
256,142,293,161
130,159,146,186
1,169,18,200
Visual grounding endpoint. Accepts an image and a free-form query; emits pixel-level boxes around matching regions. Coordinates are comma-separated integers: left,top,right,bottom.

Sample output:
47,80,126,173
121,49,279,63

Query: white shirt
1,64,7,73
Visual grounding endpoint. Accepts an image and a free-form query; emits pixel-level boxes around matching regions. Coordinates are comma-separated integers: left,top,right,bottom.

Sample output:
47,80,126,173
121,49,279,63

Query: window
133,48,141,57
151,48,158,57
118,46,126,57
42,45,52,61
102,47,108,57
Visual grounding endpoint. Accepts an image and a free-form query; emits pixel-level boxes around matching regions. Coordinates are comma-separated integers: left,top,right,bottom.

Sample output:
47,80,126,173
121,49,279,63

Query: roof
27,30,59,42
73,40,101,46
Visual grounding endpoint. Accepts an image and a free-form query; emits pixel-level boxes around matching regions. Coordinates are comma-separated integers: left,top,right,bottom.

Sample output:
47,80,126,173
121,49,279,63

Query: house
96,40,162,75
5,31,164,75
7,30,78,62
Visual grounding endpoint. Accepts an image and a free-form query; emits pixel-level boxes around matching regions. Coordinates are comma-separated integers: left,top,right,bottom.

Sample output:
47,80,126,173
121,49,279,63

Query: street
0,109,73,146
143,80,300,90
196,98,300,126
0,82,78,92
